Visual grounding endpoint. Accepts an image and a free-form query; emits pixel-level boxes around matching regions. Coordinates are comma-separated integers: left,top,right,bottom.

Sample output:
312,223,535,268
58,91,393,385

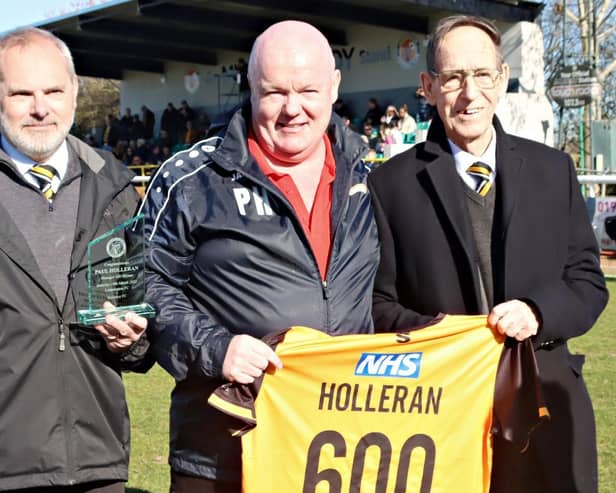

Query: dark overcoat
368,115,608,493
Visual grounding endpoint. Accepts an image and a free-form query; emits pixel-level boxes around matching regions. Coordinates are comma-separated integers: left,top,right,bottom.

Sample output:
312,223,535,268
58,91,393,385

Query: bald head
248,21,335,84
247,20,341,163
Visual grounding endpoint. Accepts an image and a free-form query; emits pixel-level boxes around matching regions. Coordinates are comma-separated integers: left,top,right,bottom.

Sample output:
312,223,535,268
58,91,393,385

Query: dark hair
426,15,503,73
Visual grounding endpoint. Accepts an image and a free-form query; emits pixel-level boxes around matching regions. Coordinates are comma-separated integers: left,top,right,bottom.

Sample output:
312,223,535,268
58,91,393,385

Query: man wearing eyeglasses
368,15,607,493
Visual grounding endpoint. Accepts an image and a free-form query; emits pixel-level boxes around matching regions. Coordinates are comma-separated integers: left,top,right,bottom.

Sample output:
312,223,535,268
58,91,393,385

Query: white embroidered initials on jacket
233,187,273,216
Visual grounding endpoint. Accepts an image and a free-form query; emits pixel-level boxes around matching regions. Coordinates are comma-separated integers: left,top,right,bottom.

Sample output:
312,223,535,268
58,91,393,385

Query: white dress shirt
1,135,68,187
448,127,497,191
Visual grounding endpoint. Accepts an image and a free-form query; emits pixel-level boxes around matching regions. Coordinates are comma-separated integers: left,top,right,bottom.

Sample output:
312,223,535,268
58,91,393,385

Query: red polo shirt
248,134,335,280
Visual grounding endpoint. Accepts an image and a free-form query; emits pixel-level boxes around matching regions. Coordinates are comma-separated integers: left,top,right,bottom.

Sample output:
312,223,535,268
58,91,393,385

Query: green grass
569,278,616,493
124,280,616,492
125,364,173,493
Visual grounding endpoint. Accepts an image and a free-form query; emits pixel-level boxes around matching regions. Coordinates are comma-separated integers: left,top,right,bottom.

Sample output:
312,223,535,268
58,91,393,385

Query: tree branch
599,58,616,80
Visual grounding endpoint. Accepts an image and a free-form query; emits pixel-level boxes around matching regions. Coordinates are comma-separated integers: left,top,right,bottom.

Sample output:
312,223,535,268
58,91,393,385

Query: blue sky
0,0,127,33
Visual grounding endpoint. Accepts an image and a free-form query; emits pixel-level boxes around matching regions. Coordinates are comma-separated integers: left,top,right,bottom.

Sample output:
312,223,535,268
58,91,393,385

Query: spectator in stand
398,103,417,137
183,120,199,146
179,100,195,125
141,105,155,140
127,139,137,155
365,148,378,161
382,105,399,125
147,144,165,165
236,57,250,98
120,107,133,138
135,138,149,162
130,114,146,141
112,141,126,161
333,98,351,120
361,120,379,150
197,111,211,136
103,113,120,150
195,112,211,140
178,100,195,144
156,129,172,149
122,145,135,166
161,102,180,146
161,144,172,162
120,107,132,126
363,97,381,124
381,120,403,144
415,87,434,122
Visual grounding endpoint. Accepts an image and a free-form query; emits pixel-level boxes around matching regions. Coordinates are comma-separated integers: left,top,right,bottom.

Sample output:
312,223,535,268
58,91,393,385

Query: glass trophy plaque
77,214,155,325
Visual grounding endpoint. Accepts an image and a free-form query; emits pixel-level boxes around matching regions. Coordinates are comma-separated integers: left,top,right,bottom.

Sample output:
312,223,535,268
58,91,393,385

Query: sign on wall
549,64,602,108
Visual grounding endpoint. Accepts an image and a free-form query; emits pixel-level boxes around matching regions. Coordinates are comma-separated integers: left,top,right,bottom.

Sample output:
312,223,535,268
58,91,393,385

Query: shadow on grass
127,489,154,493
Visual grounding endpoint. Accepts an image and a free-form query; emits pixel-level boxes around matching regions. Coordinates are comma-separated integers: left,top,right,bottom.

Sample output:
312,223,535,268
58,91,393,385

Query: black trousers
170,471,240,493
6,480,124,493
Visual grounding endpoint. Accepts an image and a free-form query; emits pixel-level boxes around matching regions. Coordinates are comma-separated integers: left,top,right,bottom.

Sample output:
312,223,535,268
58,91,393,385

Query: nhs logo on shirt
354,352,423,378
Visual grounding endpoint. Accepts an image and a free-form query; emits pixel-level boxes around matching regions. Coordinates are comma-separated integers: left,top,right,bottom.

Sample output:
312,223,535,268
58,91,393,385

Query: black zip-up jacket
0,136,151,490
142,107,379,481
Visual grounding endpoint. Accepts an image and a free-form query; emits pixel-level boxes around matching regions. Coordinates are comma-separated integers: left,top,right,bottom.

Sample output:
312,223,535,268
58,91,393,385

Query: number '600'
302,431,435,493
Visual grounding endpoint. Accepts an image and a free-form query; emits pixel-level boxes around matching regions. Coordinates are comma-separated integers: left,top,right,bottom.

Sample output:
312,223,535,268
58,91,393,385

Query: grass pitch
124,280,616,492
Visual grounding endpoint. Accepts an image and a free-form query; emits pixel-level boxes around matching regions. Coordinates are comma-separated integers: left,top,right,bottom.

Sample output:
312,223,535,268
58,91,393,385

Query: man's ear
419,71,437,105
498,62,510,99
72,75,79,103
330,69,341,104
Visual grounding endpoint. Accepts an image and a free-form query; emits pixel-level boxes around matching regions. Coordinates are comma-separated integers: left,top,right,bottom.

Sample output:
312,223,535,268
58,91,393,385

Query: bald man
141,21,378,492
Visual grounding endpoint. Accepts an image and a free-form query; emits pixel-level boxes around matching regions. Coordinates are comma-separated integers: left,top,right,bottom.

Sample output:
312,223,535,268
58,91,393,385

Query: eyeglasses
429,68,502,91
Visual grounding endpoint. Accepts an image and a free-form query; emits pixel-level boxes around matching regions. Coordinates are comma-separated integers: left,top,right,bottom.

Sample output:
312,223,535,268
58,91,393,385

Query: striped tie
466,161,493,197
29,164,60,202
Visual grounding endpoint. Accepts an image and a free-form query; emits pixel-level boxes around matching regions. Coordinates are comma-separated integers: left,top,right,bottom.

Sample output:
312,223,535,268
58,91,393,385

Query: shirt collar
448,127,496,189
248,131,335,181
1,135,68,182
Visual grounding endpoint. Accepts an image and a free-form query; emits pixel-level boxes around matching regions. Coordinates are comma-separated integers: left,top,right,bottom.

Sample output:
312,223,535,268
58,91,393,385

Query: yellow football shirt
209,315,545,493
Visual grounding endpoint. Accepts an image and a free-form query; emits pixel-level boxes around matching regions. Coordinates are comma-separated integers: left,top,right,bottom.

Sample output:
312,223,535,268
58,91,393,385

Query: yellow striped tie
29,164,60,202
466,162,493,197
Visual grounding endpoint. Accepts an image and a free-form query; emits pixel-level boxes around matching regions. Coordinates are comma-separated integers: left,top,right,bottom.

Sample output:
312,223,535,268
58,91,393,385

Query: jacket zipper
58,317,75,486
58,318,66,351
243,167,332,325
215,152,360,329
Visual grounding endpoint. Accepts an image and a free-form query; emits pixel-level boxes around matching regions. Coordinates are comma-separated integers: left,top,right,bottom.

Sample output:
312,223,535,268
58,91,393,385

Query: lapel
493,118,524,241
424,152,477,259
421,117,483,307
421,117,526,306
68,140,114,272
492,118,525,301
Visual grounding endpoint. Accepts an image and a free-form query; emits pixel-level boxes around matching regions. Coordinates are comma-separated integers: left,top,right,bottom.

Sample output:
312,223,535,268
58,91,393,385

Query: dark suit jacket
368,115,608,493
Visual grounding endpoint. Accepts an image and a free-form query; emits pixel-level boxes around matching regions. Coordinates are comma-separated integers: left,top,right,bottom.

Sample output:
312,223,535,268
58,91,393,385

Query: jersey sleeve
208,330,288,436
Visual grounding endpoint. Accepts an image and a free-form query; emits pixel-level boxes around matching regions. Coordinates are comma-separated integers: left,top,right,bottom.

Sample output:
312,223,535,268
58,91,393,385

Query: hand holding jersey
488,299,539,342
223,334,282,384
